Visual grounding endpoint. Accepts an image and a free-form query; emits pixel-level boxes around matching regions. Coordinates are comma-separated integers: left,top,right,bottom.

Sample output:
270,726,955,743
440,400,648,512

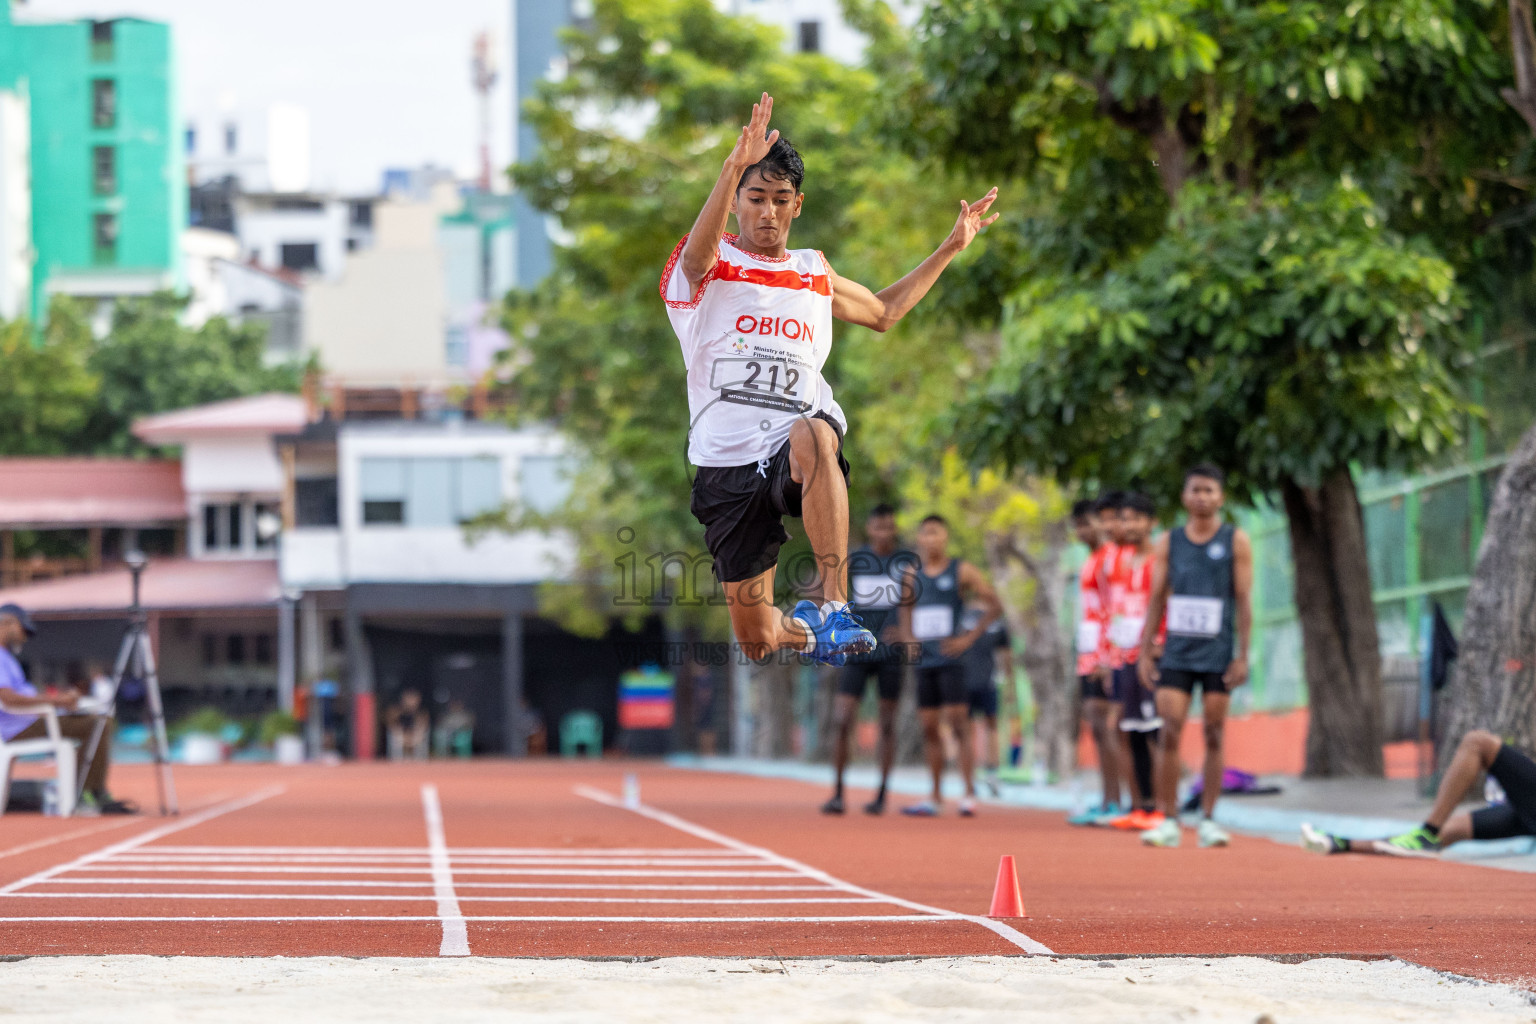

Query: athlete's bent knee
1203,721,1224,750
1463,729,1501,765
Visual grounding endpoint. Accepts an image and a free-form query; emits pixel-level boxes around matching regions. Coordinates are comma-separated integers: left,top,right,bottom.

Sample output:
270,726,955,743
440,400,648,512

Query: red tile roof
0,558,281,615
0,459,186,528
133,393,307,443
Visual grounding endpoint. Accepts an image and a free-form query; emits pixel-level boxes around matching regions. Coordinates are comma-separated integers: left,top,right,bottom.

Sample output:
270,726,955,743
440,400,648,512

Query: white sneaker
1197,818,1230,848
1141,817,1181,848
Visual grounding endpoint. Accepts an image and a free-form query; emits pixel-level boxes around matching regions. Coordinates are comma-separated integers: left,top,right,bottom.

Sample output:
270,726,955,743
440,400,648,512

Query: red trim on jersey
722,233,791,263
710,260,831,295
660,233,721,310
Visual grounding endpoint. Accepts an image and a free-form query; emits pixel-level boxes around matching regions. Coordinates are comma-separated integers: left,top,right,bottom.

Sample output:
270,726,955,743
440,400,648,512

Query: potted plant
259,710,305,765
175,707,232,765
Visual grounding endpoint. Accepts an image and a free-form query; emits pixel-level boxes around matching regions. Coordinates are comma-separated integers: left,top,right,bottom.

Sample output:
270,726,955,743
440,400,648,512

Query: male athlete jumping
663,93,998,662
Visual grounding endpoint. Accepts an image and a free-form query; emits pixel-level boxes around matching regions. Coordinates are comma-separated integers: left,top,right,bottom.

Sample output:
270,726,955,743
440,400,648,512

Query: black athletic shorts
968,686,999,719
838,647,903,702
916,664,967,709
1080,669,1125,703
689,412,850,583
1471,744,1536,840
1116,664,1161,732
1157,667,1229,696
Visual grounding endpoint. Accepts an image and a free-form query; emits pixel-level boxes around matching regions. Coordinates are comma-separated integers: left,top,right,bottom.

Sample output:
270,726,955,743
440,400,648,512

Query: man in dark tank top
1136,465,1253,850
897,515,1004,818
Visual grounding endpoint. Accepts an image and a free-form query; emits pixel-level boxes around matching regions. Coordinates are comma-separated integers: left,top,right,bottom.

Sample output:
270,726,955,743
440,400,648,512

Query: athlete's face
1073,515,1098,548
866,513,897,550
1118,510,1154,546
916,521,949,559
731,169,803,251
1182,475,1225,518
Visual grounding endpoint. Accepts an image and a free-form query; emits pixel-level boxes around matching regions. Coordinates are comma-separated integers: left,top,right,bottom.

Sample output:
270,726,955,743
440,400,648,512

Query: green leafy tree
79,292,303,455
904,0,1528,776
0,300,97,455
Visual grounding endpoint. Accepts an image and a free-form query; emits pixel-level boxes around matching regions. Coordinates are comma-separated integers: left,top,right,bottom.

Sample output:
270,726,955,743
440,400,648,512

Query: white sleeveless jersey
661,233,847,468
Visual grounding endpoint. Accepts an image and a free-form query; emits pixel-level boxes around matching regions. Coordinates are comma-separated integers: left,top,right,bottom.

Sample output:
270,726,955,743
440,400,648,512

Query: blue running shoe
789,601,842,666
817,605,877,660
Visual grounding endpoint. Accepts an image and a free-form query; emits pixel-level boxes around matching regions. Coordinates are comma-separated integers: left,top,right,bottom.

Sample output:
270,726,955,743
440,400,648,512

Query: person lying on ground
1302,730,1536,857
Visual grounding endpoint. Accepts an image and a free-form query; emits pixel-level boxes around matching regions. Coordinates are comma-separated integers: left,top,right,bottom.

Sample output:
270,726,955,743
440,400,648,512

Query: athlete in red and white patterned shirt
1067,495,1127,825
665,93,999,664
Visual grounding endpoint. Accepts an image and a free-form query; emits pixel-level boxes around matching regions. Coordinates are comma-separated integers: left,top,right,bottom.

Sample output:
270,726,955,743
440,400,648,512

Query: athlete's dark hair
1184,463,1226,488
737,134,805,194
868,503,897,519
919,514,949,529
1094,490,1126,514
1071,499,1096,520
1123,492,1156,518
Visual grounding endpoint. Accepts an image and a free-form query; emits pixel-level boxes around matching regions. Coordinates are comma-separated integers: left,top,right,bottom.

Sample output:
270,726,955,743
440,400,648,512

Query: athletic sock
1422,822,1440,838
820,600,849,620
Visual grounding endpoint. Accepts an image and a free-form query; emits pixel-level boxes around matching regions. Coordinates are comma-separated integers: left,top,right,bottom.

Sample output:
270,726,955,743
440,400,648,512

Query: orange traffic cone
987,854,1026,918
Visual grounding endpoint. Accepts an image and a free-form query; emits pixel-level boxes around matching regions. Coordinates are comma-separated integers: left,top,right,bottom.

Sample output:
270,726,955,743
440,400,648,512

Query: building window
359,456,502,527
201,634,218,668
295,478,340,527
185,124,196,154
93,213,118,264
519,455,576,515
254,501,280,550
798,20,821,54
280,242,319,272
92,146,116,195
226,634,247,666
328,617,345,652
91,79,116,129
253,634,273,666
445,327,468,368
202,501,249,553
224,121,238,156
349,201,373,228
90,20,114,62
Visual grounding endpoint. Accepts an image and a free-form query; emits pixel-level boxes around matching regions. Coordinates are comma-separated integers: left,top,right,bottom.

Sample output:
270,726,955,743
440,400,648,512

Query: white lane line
574,785,1053,956
0,787,285,896
421,784,469,957
31,878,839,892
109,855,765,867
147,846,743,856
5,893,884,904
0,914,952,923
77,865,801,877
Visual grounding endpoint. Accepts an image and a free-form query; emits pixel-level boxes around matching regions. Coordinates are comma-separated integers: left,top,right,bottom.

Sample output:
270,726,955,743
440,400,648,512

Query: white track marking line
5,893,884,904
75,865,802,877
108,855,764,867
148,846,744,856
574,785,1053,955
31,878,839,892
421,784,469,957
0,791,242,863
0,787,285,896
0,914,950,923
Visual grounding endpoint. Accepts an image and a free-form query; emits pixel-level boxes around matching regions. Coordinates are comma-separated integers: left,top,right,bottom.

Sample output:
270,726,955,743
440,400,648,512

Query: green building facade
0,4,183,322
1237,323,1536,718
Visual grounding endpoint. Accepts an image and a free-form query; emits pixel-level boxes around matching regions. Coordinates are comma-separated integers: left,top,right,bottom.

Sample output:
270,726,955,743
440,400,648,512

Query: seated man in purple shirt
0,604,131,814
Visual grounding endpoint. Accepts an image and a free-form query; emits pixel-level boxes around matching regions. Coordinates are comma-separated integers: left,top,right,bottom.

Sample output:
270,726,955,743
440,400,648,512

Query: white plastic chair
0,705,78,817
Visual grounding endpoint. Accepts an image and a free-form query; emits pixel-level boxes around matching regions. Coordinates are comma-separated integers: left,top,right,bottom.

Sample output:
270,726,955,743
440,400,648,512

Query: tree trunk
1439,423,1536,762
987,518,1075,778
750,654,796,759
1282,469,1385,777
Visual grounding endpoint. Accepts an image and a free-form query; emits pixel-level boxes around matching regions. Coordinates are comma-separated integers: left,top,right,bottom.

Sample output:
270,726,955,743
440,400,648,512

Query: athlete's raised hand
727,93,779,169
945,187,1001,253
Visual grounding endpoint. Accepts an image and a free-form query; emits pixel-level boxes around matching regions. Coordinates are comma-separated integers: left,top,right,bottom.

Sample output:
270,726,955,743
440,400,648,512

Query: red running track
0,760,1528,986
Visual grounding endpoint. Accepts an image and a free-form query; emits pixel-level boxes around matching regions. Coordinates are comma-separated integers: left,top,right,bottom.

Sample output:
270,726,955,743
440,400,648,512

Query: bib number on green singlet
1166,596,1223,638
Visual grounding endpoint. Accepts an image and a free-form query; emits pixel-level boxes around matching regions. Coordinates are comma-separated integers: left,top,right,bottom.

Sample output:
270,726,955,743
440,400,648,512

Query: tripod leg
75,626,140,814
138,631,179,816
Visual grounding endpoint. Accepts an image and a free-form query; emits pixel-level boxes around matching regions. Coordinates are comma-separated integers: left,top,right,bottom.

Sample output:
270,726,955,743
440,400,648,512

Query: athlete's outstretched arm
1136,533,1172,689
679,93,779,295
829,188,1000,332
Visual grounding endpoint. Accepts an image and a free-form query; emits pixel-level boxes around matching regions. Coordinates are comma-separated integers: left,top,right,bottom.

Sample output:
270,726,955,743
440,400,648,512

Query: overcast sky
24,0,514,194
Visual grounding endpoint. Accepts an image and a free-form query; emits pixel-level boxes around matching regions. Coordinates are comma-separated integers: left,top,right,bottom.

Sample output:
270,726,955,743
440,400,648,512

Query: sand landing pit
0,954,1530,1022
